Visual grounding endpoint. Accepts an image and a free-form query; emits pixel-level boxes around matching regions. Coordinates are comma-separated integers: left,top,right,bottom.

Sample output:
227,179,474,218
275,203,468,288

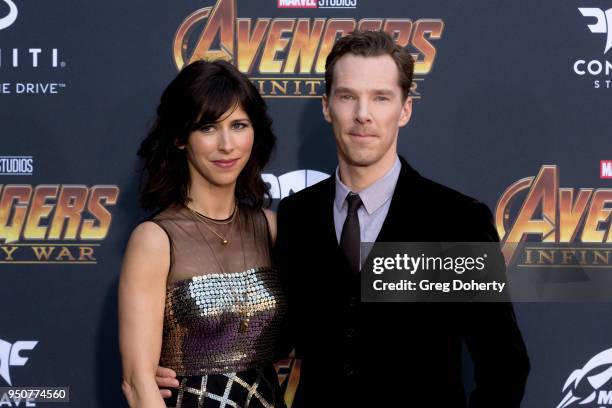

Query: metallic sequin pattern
167,370,277,408
161,267,285,376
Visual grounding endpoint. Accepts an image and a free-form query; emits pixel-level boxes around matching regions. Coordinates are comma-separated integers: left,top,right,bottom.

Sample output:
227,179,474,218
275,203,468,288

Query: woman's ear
174,138,186,150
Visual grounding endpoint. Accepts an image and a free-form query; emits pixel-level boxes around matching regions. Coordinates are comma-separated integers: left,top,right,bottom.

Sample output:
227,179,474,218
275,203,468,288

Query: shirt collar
334,156,401,215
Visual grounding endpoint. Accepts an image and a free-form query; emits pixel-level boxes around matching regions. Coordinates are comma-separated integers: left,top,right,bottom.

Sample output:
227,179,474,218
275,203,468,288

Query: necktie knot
346,193,362,214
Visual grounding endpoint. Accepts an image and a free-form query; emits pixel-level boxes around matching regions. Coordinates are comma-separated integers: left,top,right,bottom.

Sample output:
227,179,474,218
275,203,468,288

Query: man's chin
343,154,380,168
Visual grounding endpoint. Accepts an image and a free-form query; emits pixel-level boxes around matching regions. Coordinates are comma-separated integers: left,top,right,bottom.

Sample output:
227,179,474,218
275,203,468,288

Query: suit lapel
375,156,422,243
313,176,340,250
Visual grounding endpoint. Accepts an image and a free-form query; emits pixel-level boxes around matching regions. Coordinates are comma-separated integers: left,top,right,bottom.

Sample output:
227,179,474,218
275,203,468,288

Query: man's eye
375,96,389,101
340,94,354,100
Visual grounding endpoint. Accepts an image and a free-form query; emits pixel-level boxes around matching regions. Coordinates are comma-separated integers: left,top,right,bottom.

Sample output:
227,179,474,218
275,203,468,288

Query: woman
118,60,285,408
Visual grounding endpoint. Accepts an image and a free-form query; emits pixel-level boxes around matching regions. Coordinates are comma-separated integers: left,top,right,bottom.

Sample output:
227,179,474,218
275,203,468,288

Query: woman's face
182,104,254,190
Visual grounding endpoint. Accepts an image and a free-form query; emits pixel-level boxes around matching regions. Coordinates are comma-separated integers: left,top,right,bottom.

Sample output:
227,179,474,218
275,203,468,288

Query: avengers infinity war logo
496,166,611,267
173,0,443,98
0,185,119,264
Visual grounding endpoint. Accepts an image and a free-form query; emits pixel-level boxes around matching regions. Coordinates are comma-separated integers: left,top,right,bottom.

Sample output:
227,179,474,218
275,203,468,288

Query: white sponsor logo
557,347,612,408
0,339,38,386
579,8,612,54
0,49,64,69
574,8,612,89
0,393,36,406
277,0,356,9
277,0,317,8
262,170,329,200
602,160,612,178
0,1,67,95
0,156,33,175
318,0,357,9
0,0,17,30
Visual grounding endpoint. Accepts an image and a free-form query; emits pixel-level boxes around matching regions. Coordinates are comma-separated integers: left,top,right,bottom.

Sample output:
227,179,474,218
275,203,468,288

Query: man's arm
272,197,298,360
462,203,530,408
154,366,178,398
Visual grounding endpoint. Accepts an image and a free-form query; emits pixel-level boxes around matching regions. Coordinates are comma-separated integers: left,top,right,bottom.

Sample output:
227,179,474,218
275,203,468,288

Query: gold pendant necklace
186,204,238,245
187,205,250,333
237,226,250,333
189,202,238,225
239,317,249,333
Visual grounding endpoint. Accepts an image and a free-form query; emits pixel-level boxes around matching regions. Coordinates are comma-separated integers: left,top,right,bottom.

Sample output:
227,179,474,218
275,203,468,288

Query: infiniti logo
0,0,17,30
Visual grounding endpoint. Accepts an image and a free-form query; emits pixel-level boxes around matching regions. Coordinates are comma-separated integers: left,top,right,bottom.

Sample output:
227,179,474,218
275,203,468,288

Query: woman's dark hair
138,60,276,211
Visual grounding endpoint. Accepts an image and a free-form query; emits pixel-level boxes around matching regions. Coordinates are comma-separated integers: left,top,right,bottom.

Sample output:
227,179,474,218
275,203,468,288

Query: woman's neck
187,178,237,220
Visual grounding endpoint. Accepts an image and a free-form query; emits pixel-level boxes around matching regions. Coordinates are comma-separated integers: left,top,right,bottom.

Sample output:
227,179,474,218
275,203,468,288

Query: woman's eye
200,125,215,133
232,122,249,130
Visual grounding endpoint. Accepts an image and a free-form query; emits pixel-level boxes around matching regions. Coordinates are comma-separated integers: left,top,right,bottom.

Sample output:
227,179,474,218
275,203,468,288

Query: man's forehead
332,54,401,92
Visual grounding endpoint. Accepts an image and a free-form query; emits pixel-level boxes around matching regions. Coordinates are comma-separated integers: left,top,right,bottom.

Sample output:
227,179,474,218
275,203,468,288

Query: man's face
322,54,412,169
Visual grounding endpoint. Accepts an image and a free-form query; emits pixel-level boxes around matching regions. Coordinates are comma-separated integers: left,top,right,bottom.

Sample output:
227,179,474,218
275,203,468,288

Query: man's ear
398,96,412,127
322,94,332,123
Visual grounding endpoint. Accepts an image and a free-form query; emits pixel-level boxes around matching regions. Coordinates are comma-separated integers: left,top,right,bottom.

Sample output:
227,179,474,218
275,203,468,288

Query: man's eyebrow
372,88,395,95
333,87,355,94
333,87,396,95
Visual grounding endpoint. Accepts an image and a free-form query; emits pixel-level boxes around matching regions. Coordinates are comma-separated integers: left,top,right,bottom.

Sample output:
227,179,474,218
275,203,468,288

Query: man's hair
324,30,414,101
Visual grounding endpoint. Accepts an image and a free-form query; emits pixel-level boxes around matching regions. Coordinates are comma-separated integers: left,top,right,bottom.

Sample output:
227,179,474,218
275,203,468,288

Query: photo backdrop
1,0,611,406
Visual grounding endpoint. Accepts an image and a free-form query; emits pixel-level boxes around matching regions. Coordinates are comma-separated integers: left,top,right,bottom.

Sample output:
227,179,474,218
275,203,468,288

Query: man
157,31,529,407
273,31,529,407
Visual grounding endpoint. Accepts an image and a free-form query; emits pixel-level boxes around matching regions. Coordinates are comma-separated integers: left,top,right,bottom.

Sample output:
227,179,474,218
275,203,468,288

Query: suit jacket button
343,364,354,377
347,328,355,339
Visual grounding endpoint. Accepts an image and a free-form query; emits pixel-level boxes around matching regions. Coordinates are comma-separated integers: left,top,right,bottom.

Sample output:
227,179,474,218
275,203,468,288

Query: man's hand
155,366,179,398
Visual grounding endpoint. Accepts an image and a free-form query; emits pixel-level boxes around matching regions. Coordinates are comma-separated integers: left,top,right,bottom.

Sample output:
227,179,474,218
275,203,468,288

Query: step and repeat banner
1,0,611,406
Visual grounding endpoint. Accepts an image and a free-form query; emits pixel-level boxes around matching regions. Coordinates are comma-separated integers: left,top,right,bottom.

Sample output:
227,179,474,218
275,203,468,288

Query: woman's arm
118,221,170,408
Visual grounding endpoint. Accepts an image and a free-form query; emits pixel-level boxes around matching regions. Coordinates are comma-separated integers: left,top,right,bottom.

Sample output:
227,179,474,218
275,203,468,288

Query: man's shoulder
407,174,497,240
398,156,482,212
415,175,480,209
278,176,333,212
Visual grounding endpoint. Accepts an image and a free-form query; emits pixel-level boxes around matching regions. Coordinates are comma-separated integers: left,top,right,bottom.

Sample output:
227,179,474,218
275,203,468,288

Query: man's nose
355,99,372,124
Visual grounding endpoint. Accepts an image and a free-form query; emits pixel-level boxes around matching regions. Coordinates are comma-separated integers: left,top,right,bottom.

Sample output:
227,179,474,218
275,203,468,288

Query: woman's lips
212,158,239,169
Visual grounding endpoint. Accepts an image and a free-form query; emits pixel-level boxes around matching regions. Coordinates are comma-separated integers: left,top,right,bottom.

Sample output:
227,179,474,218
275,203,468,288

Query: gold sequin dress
151,204,286,408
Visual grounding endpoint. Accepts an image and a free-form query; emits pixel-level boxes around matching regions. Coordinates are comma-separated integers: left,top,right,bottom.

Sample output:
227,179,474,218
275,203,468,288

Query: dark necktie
340,192,362,275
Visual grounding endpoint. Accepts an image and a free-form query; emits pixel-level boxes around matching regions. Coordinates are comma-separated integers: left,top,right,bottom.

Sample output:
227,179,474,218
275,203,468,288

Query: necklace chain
187,205,250,333
186,205,238,245
188,202,238,225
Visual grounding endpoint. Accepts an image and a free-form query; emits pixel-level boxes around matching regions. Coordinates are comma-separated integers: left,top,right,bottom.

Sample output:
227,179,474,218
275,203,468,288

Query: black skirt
165,364,286,408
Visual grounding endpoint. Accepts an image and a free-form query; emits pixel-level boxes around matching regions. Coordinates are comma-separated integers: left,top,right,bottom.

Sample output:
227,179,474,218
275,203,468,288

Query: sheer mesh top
151,204,284,375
